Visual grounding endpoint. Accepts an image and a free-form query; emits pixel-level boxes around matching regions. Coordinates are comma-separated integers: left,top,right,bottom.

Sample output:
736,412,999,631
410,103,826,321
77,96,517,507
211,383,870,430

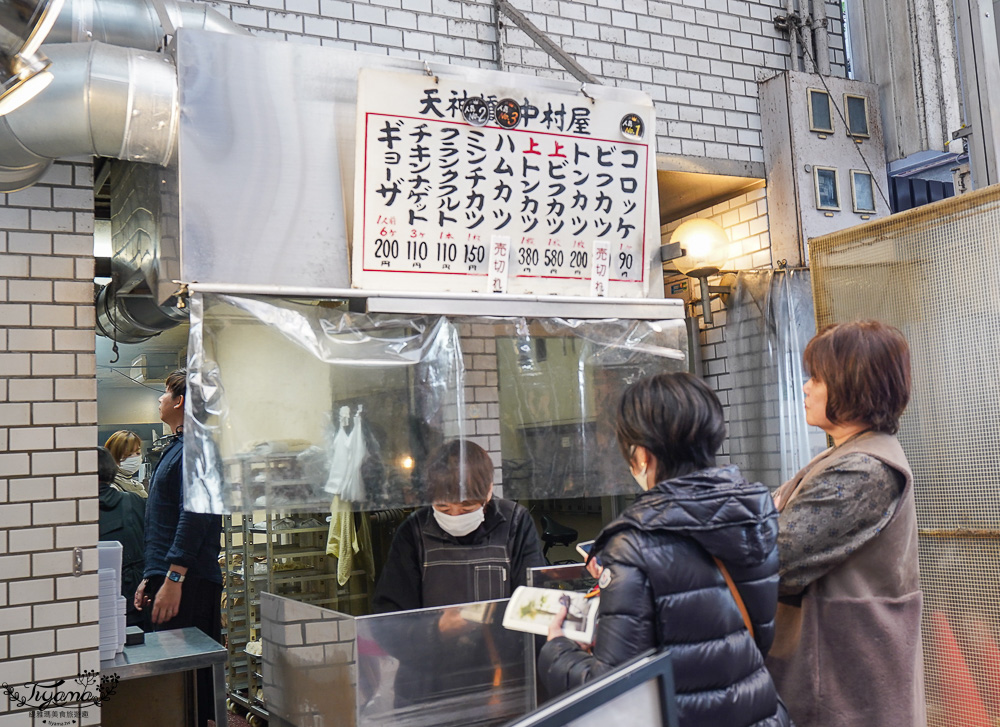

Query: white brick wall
457,323,503,485
0,160,100,724
662,187,773,457
203,0,845,167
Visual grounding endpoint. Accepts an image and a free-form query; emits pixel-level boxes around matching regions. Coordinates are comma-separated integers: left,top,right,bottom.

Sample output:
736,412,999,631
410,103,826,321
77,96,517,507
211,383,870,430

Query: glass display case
261,593,534,727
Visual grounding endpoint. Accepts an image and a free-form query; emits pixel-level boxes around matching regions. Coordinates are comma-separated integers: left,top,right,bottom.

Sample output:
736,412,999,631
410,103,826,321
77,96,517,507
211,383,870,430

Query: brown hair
615,372,726,483
165,369,187,399
425,440,494,504
105,430,141,465
803,319,911,434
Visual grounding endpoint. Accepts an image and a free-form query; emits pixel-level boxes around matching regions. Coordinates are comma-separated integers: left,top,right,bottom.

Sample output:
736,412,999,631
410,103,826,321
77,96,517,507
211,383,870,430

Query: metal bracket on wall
494,0,601,86
659,242,685,263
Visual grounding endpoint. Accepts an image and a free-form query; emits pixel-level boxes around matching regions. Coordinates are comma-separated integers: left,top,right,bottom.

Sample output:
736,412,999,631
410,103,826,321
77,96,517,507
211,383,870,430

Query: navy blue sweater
143,433,222,585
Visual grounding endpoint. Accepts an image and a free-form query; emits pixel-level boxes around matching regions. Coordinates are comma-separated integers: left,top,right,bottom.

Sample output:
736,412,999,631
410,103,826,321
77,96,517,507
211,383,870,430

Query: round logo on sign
462,97,491,126
620,113,645,140
494,98,522,129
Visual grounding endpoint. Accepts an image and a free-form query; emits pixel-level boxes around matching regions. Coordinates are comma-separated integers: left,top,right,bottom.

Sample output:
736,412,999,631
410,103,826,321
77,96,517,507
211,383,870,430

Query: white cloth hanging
324,410,367,501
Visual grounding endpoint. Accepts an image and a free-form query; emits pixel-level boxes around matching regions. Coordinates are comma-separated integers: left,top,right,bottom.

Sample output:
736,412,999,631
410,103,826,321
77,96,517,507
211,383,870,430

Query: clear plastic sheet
185,294,466,513
261,593,533,727
724,270,826,488
185,293,687,513
485,316,687,500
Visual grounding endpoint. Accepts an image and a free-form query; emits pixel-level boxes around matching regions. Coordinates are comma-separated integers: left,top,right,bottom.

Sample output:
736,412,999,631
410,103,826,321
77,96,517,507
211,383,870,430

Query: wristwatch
166,570,186,583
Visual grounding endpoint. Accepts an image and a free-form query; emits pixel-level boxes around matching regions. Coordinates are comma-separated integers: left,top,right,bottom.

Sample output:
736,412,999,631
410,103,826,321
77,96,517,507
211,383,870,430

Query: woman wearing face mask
539,372,790,727
105,429,148,498
371,440,544,709
373,439,544,612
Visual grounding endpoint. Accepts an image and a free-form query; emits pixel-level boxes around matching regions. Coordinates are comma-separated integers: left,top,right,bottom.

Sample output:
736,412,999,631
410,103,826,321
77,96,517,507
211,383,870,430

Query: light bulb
669,219,730,277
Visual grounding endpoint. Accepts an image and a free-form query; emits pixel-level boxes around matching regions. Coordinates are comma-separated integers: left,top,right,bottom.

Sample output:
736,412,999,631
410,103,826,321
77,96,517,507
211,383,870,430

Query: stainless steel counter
101,628,227,726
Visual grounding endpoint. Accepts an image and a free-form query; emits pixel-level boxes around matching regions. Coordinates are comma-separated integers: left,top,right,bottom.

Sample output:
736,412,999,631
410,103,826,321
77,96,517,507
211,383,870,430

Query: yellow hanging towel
327,496,357,586
326,496,375,586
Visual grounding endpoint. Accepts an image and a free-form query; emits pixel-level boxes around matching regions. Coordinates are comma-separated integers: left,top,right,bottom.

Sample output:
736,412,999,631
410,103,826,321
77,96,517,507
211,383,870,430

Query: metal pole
699,276,714,326
494,0,600,85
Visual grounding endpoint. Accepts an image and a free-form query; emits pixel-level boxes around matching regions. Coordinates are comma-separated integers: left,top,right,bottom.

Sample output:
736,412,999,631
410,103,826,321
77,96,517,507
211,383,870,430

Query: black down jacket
538,465,791,727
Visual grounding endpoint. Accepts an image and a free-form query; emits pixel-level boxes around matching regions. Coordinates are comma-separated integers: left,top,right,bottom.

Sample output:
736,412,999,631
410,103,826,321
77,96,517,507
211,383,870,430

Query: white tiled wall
662,187,773,457
204,0,845,167
0,160,100,725
458,323,503,485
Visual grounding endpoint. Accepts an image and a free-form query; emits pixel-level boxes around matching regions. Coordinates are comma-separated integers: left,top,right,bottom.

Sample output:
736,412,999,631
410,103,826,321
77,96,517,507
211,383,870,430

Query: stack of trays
99,568,120,661
97,542,127,660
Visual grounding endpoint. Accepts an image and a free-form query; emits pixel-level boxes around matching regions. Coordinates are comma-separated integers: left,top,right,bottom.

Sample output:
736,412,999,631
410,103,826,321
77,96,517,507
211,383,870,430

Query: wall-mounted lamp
667,218,730,326
0,0,65,117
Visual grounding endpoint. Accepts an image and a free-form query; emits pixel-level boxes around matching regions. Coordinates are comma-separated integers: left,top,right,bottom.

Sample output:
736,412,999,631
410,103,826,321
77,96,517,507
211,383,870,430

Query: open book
502,586,599,644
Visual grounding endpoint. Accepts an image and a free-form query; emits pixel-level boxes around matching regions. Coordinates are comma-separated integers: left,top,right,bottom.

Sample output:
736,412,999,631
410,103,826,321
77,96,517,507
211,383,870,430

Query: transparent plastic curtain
185,293,466,514
484,316,687,500
183,292,687,513
725,269,821,489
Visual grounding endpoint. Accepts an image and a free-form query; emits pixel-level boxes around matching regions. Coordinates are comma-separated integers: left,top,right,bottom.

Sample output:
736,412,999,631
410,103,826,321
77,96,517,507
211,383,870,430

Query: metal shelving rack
223,455,373,725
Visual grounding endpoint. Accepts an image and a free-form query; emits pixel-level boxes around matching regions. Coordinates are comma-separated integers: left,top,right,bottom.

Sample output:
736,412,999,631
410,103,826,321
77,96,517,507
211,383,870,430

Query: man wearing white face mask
373,440,544,613
105,429,148,498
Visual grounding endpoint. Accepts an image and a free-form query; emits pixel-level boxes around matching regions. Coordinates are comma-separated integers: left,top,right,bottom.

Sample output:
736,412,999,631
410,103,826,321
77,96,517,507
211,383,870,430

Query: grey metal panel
175,28,661,294
176,28,352,289
759,72,801,266
761,70,890,266
364,293,685,320
184,282,685,320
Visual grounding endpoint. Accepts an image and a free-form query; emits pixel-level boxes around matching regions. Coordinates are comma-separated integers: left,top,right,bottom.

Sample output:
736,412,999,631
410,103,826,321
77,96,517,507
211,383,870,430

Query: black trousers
145,575,223,727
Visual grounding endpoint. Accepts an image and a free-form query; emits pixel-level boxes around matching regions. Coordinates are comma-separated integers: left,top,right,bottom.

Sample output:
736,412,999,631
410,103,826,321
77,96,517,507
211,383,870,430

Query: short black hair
97,446,118,484
615,372,726,483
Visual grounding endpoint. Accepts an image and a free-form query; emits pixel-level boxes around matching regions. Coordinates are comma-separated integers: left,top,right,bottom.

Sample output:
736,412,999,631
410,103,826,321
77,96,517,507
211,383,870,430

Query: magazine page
502,586,599,644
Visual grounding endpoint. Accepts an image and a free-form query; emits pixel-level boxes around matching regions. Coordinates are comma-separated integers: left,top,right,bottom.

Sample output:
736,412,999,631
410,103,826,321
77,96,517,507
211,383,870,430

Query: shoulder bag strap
712,556,755,640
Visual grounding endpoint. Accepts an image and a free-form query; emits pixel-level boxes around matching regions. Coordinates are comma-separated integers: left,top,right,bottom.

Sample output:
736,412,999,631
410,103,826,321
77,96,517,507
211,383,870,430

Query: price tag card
488,234,511,293
352,69,660,298
590,240,611,297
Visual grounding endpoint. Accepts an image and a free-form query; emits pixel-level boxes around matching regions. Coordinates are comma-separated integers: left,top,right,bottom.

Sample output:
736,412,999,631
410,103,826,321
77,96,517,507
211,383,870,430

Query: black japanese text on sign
353,70,656,296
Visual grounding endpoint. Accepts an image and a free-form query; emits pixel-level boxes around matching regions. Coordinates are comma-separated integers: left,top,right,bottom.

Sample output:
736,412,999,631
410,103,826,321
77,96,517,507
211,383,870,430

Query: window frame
850,169,877,213
813,166,841,211
843,93,871,138
807,88,835,134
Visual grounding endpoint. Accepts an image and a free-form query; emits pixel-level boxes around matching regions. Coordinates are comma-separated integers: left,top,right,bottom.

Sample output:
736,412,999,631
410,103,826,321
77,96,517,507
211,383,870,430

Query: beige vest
767,432,927,727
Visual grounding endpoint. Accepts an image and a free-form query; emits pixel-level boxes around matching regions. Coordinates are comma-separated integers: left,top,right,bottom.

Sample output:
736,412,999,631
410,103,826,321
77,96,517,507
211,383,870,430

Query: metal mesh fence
810,185,1000,726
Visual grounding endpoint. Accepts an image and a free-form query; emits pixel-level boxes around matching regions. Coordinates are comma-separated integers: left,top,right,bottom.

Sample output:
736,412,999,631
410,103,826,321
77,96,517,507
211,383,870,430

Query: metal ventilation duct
48,0,241,49
0,40,178,190
0,0,245,192
0,0,246,341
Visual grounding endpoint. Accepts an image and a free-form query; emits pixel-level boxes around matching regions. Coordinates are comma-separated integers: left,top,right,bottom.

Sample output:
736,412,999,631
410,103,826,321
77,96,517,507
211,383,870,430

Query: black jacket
539,466,790,727
373,497,544,612
99,481,146,626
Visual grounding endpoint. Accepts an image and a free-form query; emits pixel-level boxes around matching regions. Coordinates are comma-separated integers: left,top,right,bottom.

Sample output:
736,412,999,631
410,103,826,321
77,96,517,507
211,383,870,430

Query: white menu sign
352,69,659,297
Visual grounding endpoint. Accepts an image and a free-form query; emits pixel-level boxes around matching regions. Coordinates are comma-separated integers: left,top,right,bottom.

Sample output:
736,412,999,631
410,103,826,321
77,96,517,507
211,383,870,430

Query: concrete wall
847,0,962,163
